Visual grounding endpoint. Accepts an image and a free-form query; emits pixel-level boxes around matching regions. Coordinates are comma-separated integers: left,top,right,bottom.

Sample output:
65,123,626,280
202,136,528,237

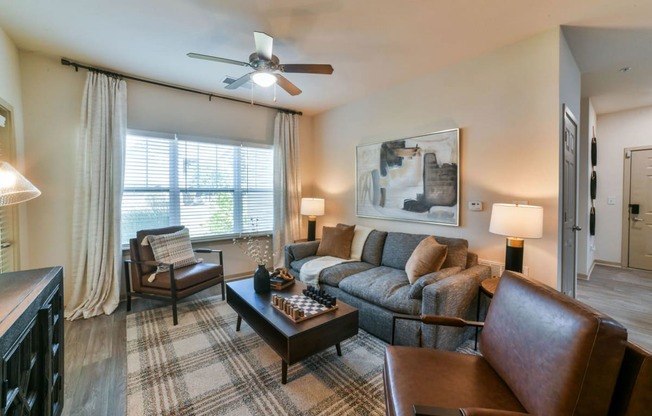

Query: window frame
121,129,274,246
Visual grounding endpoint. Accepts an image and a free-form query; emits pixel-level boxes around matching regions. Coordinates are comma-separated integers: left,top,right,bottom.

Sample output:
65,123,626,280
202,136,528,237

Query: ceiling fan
187,32,334,96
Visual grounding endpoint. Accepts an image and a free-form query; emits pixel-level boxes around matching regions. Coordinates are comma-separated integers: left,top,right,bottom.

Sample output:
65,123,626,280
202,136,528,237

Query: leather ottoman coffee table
226,278,358,384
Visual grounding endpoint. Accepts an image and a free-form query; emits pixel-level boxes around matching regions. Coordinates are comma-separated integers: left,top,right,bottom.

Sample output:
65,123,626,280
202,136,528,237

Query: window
121,131,273,244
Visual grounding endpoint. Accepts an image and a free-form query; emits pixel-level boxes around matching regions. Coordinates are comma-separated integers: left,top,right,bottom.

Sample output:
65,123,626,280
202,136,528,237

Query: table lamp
489,203,543,273
300,198,324,241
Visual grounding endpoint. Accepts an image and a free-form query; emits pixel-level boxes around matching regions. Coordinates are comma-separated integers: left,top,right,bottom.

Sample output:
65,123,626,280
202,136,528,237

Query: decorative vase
253,264,270,293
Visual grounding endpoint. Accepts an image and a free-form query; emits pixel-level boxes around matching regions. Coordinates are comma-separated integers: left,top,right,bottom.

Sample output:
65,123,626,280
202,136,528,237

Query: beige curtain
66,71,126,320
273,112,302,268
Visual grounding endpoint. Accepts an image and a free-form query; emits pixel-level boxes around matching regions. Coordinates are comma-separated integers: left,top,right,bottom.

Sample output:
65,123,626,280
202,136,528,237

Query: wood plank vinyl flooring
61,267,652,415
62,284,225,416
577,264,652,351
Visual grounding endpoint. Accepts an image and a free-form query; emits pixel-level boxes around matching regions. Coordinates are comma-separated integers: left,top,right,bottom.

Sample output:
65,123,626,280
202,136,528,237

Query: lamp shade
0,162,41,206
489,203,543,239
300,198,325,216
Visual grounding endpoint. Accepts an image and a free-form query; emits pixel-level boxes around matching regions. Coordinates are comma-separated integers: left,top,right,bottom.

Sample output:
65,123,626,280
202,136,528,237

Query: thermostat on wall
468,201,483,211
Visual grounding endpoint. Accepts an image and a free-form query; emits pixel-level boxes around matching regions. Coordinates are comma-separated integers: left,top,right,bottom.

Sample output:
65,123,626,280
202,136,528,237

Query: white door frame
621,145,652,268
560,104,579,297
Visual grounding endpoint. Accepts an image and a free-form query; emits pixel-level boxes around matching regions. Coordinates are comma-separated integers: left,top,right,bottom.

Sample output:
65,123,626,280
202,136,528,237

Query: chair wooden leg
221,280,226,300
124,260,133,312
172,300,178,325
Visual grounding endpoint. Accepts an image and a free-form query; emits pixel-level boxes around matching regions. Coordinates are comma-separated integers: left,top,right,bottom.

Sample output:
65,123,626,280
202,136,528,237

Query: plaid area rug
126,296,387,415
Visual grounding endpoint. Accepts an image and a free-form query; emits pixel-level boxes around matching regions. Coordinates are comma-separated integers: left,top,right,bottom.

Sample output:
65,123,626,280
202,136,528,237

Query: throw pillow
405,236,448,284
144,228,198,281
408,266,463,299
348,225,373,261
316,224,356,259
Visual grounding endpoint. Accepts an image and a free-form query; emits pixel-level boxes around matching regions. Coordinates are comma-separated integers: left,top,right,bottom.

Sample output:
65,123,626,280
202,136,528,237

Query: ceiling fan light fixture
251,71,277,87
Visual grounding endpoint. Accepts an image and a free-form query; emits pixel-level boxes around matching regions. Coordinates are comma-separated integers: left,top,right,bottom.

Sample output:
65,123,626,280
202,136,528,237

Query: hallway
577,264,652,351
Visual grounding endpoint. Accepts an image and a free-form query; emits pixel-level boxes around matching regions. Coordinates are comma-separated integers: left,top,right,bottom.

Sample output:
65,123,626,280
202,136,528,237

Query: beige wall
0,26,33,268
18,52,314,304
595,105,652,264
310,30,563,287
19,52,82,297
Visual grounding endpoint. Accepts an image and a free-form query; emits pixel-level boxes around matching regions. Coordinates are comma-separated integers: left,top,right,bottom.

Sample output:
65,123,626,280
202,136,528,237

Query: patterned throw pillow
143,228,198,281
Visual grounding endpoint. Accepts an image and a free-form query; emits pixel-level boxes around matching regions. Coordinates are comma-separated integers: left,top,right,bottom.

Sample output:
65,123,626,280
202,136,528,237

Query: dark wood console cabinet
0,267,64,416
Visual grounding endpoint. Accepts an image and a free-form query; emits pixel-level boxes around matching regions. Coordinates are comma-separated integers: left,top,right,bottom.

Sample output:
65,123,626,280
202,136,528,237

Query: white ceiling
1,0,651,115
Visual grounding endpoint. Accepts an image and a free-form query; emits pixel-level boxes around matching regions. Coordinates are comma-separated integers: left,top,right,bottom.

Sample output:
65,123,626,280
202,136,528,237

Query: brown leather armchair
384,271,652,416
124,225,225,325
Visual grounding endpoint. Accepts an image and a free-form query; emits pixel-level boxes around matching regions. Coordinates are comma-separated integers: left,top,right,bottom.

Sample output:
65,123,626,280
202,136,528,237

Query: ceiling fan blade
281,64,334,75
253,32,273,61
187,53,250,67
225,73,252,90
276,75,302,96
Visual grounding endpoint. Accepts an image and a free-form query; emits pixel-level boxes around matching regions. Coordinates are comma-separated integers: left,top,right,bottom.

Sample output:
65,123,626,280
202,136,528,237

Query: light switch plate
607,197,616,205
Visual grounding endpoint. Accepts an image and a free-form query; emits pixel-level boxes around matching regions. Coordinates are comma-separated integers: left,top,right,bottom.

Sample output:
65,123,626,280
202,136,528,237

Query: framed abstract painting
356,128,459,226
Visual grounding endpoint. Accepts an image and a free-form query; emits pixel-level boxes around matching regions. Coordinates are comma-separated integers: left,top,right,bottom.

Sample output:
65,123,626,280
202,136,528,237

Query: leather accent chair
124,225,225,325
383,271,651,416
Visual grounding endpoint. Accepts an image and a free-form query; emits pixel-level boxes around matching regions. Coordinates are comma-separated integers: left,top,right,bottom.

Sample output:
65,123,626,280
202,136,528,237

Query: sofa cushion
382,232,431,269
408,266,463,299
405,236,448,284
290,255,320,273
319,261,376,287
349,225,373,261
436,236,469,269
317,224,356,259
339,266,421,315
361,230,388,266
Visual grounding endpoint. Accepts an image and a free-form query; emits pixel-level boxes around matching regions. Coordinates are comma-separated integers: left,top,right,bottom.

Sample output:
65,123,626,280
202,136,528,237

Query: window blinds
121,132,273,244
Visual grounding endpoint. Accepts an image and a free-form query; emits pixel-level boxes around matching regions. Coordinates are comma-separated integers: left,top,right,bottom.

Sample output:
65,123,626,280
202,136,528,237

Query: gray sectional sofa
284,230,491,351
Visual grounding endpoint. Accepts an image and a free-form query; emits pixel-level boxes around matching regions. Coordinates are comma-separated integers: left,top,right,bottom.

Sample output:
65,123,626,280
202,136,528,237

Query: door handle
633,217,644,222
572,225,582,231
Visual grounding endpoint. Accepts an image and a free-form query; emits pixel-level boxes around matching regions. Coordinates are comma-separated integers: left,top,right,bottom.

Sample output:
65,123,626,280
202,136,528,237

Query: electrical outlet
607,196,616,205
468,201,483,211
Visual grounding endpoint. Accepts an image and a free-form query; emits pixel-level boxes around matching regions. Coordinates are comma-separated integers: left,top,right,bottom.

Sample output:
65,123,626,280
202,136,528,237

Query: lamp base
504,237,524,273
307,217,317,241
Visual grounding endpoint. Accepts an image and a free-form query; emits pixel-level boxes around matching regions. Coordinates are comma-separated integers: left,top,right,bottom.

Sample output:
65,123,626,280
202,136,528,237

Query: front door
561,105,579,297
627,148,652,270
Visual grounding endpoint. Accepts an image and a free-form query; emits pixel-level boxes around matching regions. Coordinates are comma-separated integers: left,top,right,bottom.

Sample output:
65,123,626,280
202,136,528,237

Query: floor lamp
489,203,543,273
300,198,324,241
0,162,41,272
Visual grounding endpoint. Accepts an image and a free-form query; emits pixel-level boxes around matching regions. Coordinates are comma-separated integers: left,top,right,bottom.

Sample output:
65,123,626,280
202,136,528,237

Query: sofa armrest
284,241,321,267
391,314,483,345
420,264,491,350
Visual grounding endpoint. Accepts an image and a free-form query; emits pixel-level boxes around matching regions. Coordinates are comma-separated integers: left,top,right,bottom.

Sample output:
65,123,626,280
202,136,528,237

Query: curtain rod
60,58,302,116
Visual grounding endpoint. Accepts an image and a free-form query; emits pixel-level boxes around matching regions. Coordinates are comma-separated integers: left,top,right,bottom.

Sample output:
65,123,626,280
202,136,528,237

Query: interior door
561,105,579,297
627,148,652,270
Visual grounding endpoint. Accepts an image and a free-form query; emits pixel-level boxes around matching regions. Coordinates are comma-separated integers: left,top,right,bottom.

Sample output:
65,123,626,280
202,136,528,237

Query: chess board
271,294,338,323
